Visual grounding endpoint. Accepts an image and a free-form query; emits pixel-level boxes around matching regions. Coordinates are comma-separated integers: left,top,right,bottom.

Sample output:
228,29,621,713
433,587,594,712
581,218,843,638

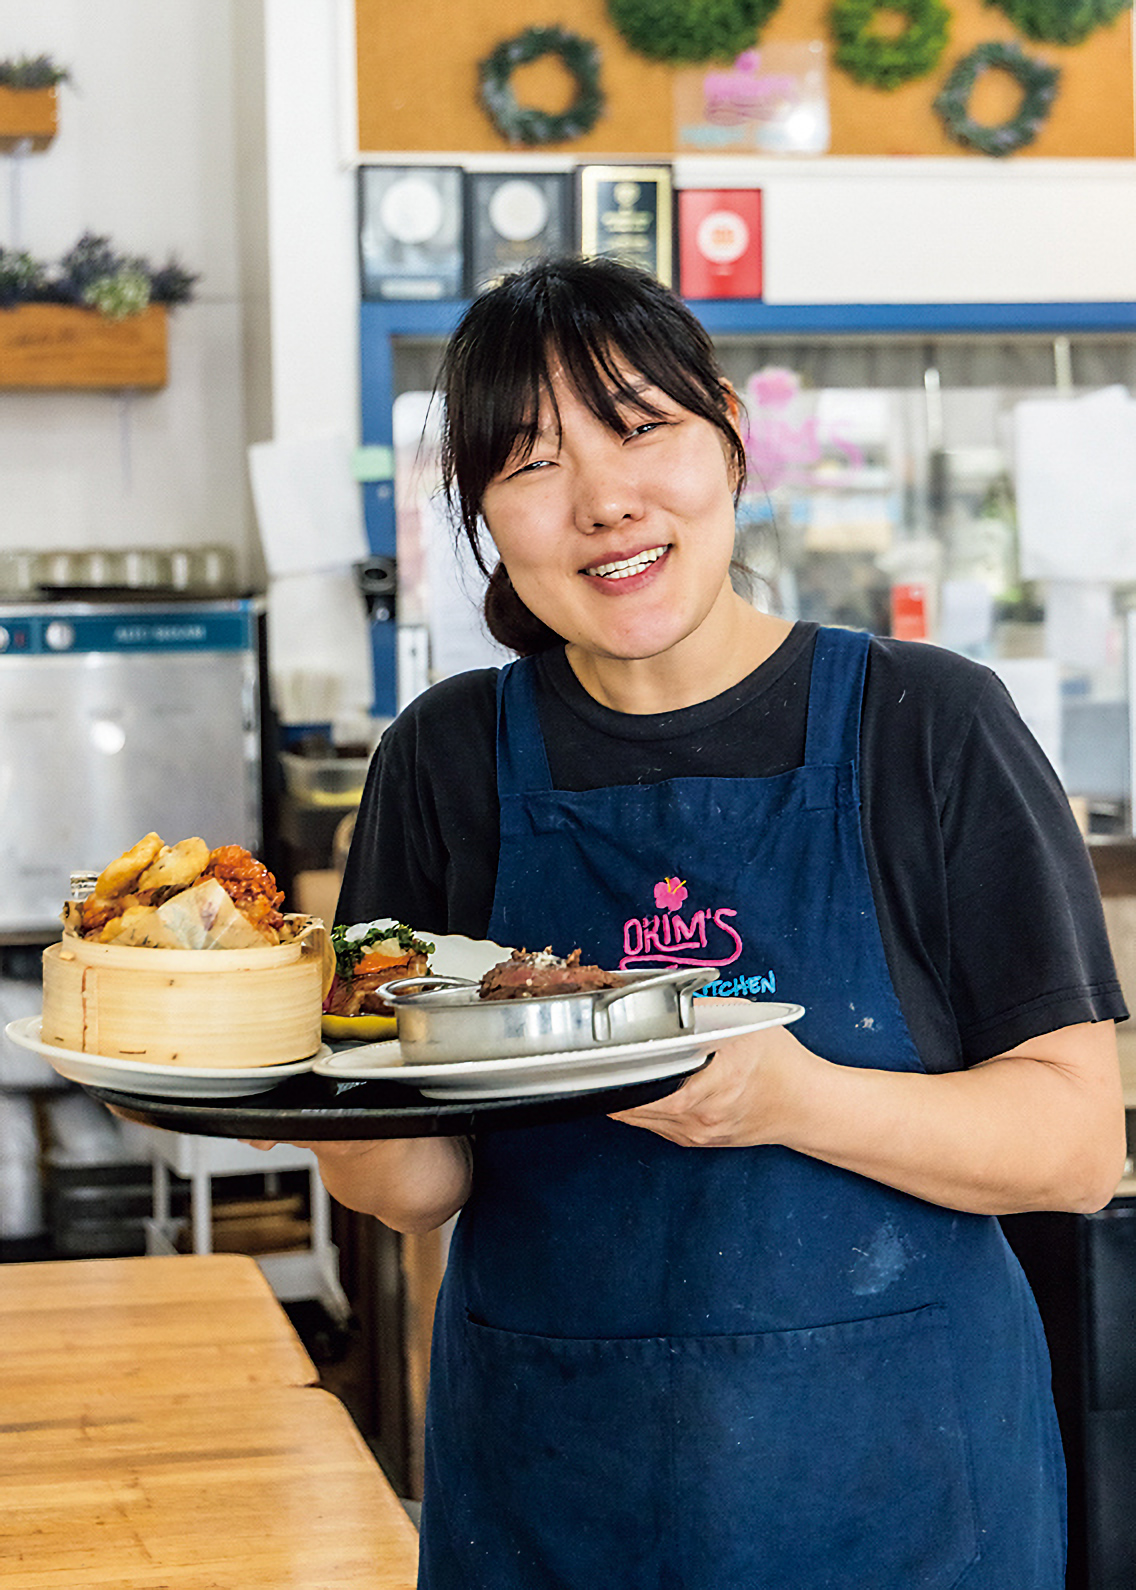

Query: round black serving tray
85,1069,683,1140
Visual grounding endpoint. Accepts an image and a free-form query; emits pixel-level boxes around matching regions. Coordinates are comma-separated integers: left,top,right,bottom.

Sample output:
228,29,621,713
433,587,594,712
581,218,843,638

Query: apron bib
418,627,1066,1590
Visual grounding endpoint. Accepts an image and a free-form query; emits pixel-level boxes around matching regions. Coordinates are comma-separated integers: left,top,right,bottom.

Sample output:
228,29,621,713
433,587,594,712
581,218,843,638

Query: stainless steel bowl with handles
377,965,717,1064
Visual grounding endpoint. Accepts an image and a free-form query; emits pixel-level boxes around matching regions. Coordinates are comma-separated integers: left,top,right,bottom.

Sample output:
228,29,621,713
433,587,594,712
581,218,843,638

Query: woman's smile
581,544,670,583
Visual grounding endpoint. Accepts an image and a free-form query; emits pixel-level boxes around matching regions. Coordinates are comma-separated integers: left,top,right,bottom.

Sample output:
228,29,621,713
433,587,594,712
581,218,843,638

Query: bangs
493,334,671,477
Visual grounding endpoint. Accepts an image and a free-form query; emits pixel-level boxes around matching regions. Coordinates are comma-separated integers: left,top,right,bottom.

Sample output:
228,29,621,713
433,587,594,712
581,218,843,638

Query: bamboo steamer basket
41,934,325,1067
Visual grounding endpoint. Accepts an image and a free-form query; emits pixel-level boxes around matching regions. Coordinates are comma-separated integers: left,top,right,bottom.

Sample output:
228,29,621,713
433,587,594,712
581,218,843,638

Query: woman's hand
609,1002,806,1148
243,1134,472,1234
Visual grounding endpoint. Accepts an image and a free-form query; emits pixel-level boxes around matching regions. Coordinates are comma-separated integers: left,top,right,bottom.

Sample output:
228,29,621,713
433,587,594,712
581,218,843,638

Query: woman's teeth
588,546,666,580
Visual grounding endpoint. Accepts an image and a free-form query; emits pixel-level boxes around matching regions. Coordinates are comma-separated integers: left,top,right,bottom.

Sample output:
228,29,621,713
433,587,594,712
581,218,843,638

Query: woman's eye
626,421,665,440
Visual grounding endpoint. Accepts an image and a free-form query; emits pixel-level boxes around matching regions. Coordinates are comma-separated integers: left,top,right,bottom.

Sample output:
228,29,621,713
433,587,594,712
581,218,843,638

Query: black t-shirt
339,622,1126,1073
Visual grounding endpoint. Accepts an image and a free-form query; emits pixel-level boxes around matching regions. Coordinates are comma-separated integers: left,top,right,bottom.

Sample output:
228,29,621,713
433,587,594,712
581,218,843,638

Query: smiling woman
319,255,1125,1590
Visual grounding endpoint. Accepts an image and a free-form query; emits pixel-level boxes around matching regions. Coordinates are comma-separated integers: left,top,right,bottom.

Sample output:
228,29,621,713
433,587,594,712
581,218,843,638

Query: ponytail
484,562,563,657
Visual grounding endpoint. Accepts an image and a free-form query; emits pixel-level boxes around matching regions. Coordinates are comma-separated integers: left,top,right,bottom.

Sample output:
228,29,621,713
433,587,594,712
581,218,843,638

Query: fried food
94,831,164,899
137,836,210,895
202,845,286,942
98,903,154,943
68,834,295,949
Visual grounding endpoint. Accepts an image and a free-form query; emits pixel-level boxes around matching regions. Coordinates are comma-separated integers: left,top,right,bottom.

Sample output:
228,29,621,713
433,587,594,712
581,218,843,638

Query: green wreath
982,0,1130,47
606,0,783,65
829,0,951,90
933,40,1061,157
478,26,604,146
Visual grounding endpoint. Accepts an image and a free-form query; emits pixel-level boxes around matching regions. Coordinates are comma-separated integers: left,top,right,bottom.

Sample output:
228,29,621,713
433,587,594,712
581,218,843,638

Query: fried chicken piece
202,845,286,940
137,837,210,895
94,832,164,899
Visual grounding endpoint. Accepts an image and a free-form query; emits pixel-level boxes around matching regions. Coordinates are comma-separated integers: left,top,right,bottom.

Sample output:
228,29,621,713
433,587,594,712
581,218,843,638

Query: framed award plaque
358,166,464,301
576,164,674,287
678,189,763,300
465,172,574,296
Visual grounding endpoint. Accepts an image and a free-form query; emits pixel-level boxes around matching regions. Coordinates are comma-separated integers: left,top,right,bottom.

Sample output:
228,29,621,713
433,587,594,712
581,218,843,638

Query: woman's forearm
782,1024,1126,1215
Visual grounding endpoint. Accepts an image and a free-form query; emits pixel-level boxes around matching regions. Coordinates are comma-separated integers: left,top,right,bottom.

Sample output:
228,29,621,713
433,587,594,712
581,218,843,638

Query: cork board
356,0,1134,159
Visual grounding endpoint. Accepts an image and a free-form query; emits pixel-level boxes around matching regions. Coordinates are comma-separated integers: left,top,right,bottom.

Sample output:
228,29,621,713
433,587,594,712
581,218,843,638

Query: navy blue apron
418,626,1066,1590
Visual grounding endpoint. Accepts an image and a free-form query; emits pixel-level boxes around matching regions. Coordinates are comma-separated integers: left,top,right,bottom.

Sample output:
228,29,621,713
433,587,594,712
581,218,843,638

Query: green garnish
330,919,435,977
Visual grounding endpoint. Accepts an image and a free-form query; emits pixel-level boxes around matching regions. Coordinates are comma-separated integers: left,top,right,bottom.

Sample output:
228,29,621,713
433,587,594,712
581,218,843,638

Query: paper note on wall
1014,387,1136,581
1044,579,1114,672
248,434,370,578
267,569,375,723
247,434,376,720
393,391,510,681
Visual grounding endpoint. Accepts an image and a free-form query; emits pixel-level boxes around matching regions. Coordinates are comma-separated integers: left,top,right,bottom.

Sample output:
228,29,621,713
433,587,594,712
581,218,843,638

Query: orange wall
356,0,1133,159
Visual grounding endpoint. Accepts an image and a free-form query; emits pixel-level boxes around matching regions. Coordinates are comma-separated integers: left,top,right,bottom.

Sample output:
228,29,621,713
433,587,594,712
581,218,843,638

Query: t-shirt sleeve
335,710,448,932
939,669,1126,1059
335,669,500,937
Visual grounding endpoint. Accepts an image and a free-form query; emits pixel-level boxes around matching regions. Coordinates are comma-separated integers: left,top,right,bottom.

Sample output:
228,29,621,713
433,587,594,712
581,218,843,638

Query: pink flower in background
748,366,800,410
741,366,818,491
654,877,688,911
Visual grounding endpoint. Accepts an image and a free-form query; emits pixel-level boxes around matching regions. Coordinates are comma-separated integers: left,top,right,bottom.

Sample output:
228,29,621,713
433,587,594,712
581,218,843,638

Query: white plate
314,1001,804,1099
4,1017,325,1098
427,934,515,981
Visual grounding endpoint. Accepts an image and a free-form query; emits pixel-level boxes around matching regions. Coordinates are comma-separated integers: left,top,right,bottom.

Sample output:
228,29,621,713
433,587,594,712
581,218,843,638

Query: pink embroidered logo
621,876,744,972
653,877,687,911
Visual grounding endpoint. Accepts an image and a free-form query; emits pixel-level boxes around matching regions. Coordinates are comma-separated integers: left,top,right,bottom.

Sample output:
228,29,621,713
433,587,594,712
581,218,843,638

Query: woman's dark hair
437,255,747,655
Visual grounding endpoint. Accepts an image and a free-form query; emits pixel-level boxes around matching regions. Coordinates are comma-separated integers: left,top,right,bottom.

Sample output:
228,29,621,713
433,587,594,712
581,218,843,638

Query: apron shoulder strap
496,657,554,797
803,625,871,768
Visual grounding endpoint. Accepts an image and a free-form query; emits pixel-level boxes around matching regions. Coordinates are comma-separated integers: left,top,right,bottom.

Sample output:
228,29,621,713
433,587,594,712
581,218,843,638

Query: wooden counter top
1,1386,419,1588
0,1254,419,1587
0,1254,318,1420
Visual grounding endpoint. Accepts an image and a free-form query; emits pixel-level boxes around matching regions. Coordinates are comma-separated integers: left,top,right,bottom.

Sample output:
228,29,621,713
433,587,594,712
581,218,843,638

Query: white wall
0,0,263,583
262,0,359,443
259,0,374,721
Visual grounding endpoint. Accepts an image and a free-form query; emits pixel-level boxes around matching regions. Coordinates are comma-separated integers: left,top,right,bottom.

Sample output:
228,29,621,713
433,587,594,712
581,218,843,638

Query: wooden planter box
0,303,168,390
0,85,58,151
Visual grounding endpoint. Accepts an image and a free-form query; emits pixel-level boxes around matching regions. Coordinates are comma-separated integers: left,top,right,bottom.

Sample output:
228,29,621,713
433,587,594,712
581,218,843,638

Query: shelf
0,303,168,390
0,85,57,151
1089,839,1136,898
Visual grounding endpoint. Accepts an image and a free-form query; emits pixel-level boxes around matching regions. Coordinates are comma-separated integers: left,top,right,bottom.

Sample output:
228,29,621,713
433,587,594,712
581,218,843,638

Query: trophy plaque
576,164,674,286
359,166,464,300
465,172,574,295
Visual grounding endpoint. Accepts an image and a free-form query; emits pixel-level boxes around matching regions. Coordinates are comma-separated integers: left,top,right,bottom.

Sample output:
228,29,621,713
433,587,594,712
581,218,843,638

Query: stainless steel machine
0,598,263,939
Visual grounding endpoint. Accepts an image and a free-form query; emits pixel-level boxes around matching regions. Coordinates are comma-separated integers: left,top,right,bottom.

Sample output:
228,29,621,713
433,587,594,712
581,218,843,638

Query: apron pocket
438,1315,675,1590
670,1303,979,1590
442,1303,978,1590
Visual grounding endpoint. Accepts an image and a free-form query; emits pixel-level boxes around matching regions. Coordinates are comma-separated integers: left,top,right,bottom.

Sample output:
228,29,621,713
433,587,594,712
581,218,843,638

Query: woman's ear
721,383,746,495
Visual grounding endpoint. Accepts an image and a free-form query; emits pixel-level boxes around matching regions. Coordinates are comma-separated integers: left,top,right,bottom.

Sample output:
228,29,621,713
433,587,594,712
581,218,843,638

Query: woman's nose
572,454,644,531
